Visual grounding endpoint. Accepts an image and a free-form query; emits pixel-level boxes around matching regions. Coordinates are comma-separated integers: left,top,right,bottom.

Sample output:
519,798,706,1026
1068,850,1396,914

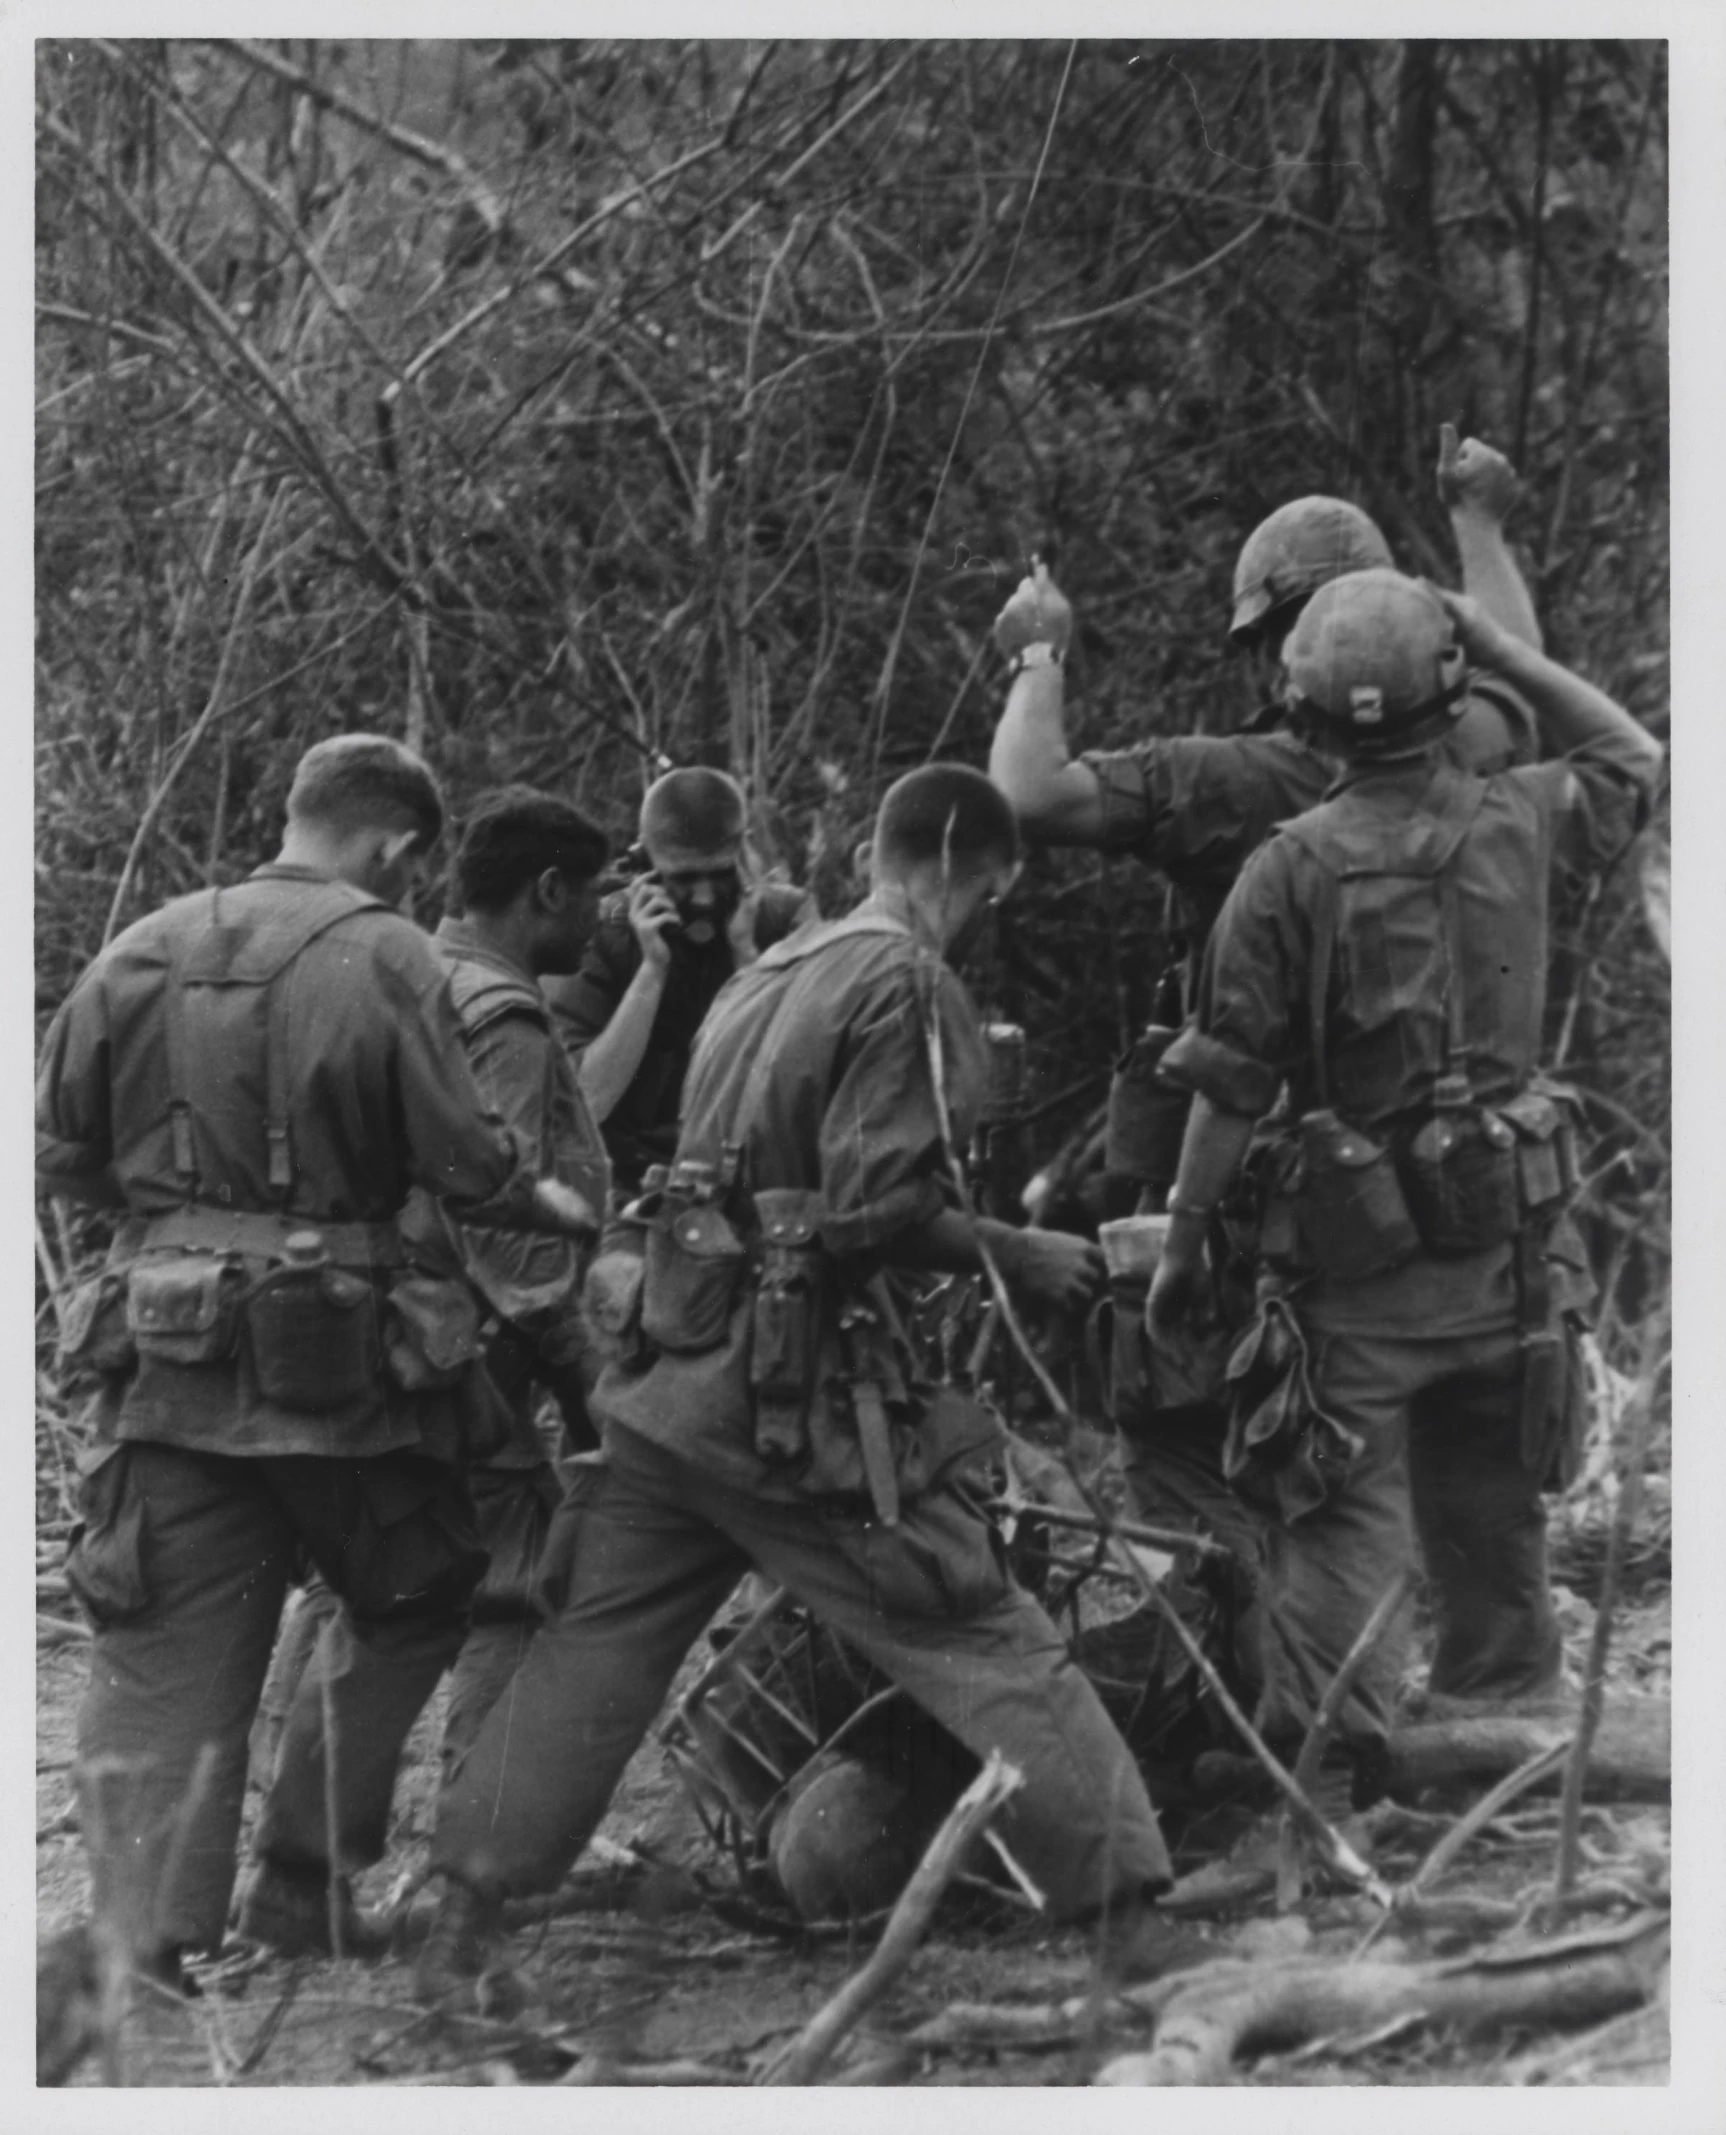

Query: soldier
413,764,1175,2002
254,787,616,1839
1146,570,1660,1801
987,431,1547,1701
36,737,596,1981
548,766,814,1198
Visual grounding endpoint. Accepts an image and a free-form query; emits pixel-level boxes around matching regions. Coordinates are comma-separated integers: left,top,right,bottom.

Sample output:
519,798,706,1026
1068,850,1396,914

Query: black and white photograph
23,19,1720,2109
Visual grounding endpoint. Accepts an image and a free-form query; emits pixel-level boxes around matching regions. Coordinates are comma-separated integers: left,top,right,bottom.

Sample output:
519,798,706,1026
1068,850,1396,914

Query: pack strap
158,890,222,1193
1436,860,1473,1083
1306,865,1339,1111
166,879,386,1207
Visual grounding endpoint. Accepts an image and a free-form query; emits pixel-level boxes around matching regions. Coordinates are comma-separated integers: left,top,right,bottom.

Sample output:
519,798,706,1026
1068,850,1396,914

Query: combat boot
236,1858,387,1960
412,1874,504,2008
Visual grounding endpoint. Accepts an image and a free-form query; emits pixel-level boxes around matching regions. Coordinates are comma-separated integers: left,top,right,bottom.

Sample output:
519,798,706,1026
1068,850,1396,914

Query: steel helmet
1283,569,1466,737
1230,496,1395,643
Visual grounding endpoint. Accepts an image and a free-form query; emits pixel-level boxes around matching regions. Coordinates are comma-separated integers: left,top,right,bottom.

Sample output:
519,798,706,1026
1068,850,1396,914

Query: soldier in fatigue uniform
1148,571,1661,1801
988,431,1548,1713
263,788,617,1814
548,766,814,1199
35,738,596,1980
413,765,1175,2004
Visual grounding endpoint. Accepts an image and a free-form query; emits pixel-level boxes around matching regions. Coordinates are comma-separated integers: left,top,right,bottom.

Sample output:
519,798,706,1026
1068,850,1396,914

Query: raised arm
1430,586,1663,782
1437,424,1543,653
986,563,1106,845
571,878,678,1123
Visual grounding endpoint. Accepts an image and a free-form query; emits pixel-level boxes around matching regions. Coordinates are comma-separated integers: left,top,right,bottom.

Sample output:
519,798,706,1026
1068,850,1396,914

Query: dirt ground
36,1562,1672,2089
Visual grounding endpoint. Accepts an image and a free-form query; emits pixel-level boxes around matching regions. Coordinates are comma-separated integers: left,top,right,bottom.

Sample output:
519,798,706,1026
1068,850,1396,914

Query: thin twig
1275,1567,1416,1908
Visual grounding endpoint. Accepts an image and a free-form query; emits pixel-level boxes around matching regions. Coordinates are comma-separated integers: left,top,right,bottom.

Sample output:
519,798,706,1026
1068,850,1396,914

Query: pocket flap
665,1202,746,1262
127,1255,230,1337
753,1188,823,1248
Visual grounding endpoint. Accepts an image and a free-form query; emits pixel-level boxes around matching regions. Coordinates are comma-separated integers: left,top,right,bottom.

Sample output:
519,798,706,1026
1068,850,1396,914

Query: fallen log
1388,1699,1668,1802
1095,1912,1668,2085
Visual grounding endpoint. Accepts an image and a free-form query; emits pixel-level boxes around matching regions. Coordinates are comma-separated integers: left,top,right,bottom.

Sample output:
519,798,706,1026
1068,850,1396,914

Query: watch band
1012,640,1062,674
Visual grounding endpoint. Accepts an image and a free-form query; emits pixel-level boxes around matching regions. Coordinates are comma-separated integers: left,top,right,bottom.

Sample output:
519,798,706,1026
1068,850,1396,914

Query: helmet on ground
1283,569,1467,739
1230,497,1395,644
769,1757,921,1921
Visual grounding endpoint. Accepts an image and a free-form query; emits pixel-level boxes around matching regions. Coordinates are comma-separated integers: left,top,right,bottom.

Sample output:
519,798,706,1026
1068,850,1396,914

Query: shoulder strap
158,890,222,1191
1436,856,1473,1083
1305,861,1339,1112
171,878,388,1204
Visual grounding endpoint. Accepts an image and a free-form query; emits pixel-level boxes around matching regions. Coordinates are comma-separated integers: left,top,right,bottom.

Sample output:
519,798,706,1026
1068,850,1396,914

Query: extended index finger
1437,422,1459,478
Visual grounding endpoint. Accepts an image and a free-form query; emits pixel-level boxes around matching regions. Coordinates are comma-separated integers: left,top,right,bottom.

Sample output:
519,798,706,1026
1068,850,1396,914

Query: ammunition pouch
56,1268,137,1379
1498,1083,1581,1219
1400,1103,1521,1256
246,1259,379,1412
639,1193,748,1356
385,1273,485,1393
748,1189,826,1466
1294,1110,1421,1281
126,1253,246,1368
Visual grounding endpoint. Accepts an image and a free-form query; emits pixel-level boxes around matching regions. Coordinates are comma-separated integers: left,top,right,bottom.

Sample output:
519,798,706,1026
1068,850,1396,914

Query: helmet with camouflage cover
1229,496,1395,645
1282,569,1467,741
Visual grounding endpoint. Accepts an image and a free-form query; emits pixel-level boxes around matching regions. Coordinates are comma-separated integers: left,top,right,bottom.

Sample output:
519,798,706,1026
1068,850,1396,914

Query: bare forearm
576,966,664,1122
1167,1096,1258,1221
1452,509,1543,652
1477,633,1662,775
885,1207,1013,1277
988,666,1103,844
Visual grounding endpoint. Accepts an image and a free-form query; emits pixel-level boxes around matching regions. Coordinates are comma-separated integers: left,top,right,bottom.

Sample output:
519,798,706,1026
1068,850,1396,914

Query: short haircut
640,767,746,857
454,786,610,913
287,734,445,848
873,764,1020,880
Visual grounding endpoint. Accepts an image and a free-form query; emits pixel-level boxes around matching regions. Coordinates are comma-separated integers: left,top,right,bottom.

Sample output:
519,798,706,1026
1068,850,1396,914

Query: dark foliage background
35,37,1670,1352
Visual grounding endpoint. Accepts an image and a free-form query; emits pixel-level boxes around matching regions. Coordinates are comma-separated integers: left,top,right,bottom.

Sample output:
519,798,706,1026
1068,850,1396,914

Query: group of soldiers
36,424,1661,2007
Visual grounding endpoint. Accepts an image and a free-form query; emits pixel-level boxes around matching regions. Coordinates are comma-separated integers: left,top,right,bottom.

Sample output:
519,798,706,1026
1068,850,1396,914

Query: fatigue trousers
429,1425,1173,1920
1258,1319,1564,1755
265,1461,581,1797
1117,1402,1270,1709
68,1440,482,1956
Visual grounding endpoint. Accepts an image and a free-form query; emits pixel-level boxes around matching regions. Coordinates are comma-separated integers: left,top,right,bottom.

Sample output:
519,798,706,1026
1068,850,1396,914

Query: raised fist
1437,424,1519,522
993,559,1073,663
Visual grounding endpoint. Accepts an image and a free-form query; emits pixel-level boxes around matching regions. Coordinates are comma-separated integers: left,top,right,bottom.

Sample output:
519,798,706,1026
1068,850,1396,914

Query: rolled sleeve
1079,746,1161,858
1160,1026,1283,1118
36,981,115,1192
378,943,536,1220
1161,838,1307,1123
458,1008,585,1347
